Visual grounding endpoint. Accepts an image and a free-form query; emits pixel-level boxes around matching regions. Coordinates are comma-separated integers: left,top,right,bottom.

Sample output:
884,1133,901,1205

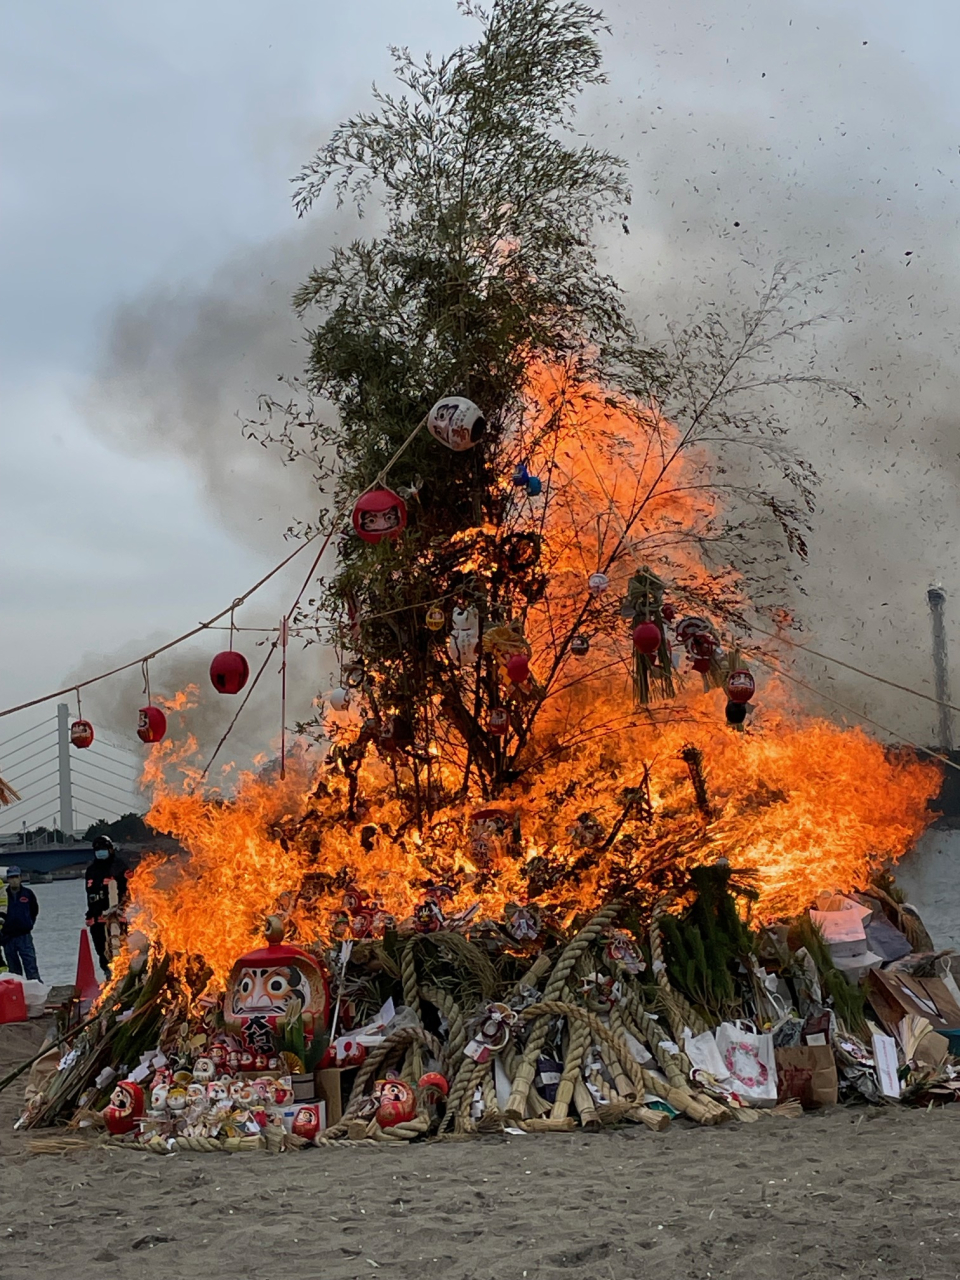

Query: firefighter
84,836,128,977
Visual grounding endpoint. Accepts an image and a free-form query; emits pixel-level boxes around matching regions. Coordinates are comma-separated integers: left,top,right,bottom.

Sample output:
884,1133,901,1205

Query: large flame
126,365,941,998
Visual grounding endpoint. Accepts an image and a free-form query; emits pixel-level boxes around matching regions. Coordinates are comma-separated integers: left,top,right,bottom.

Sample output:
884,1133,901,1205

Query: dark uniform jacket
84,855,129,924
2,886,38,938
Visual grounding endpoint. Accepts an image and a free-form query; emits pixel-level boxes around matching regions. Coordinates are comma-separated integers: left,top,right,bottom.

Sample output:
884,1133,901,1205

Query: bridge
0,702,144,852
0,840,95,874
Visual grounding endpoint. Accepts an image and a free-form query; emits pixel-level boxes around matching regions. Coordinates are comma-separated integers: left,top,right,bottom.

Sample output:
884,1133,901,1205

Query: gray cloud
78,0,960,753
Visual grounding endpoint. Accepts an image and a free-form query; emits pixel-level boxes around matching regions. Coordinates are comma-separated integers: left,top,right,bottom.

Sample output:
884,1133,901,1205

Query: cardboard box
866,970,960,1037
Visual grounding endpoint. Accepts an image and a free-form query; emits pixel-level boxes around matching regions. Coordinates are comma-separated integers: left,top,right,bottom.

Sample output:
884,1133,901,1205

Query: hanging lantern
425,606,445,632
210,650,250,695
328,688,351,713
505,653,530,684
489,707,509,736
427,396,485,451
726,669,756,704
725,700,748,725
137,706,166,744
632,622,662,655
526,475,543,497
570,634,590,656
512,463,530,487
352,487,407,543
587,572,609,595
661,602,676,622
689,632,718,673
70,719,94,749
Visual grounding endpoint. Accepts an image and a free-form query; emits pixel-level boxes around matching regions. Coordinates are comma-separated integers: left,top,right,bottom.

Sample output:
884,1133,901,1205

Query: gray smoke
83,0,960,752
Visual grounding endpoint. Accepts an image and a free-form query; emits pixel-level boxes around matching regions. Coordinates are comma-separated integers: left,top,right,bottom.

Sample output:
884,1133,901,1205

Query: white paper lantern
427,397,485,451
328,687,352,712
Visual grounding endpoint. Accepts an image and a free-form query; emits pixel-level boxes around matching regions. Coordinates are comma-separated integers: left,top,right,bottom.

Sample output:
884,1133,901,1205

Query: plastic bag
714,1021,778,1106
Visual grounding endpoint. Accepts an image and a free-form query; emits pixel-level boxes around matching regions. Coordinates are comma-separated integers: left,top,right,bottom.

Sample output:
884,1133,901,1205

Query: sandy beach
2,1022,959,1280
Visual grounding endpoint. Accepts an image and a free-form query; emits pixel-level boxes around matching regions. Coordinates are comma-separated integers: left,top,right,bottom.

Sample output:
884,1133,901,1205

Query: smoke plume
83,0,960,753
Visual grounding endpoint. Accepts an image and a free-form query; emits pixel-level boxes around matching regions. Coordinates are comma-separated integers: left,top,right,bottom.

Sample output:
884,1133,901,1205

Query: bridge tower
56,702,75,837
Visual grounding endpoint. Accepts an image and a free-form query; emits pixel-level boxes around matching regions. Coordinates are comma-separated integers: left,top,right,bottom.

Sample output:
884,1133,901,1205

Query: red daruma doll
102,1080,144,1135
222,918,330,1055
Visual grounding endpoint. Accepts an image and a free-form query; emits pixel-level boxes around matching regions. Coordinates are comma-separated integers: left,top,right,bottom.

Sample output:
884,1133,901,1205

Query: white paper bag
714,1021,778,1106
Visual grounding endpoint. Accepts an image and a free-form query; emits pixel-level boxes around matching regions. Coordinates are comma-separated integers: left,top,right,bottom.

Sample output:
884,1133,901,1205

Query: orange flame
124,365,941,998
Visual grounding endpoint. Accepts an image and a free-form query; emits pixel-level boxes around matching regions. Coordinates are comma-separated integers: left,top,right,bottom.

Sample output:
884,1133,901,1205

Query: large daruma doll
223,918,330,1055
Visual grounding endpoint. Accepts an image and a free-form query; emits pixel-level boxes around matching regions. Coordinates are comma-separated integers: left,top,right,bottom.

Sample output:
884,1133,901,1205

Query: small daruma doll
291,1103,323,1142
223,917,330,1054
373,1074,417,1129
102,1080,144,1135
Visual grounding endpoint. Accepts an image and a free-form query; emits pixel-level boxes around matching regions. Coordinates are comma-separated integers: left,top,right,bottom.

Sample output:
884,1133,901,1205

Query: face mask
95,850,110,860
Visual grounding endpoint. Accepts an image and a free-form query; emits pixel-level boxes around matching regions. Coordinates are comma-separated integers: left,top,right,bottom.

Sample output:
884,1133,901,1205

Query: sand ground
2,1021,960,1280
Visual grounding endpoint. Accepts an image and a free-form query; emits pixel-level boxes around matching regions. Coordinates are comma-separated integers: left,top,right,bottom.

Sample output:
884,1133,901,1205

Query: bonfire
17,0,956,1151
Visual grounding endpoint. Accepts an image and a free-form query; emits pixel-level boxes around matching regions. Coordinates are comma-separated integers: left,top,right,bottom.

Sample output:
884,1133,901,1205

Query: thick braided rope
504,902,622,1118
400,941,425,1081
420,984,467,1076
317,1026,443,1143
609,1000,728,1124
480,1069,501,1124
518,1001,724,1126
620,1003,689,1093
439,1057,489,1135
605,1006,639,1100
549,988,592,1120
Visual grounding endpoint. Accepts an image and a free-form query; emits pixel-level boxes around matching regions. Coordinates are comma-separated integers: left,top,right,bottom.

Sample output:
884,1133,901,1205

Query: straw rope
505,902,622,1119
518,1001,727,1126
420,985,467,1076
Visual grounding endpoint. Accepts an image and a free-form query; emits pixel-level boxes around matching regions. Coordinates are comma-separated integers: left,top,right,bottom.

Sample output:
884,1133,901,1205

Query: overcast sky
3,0,960,827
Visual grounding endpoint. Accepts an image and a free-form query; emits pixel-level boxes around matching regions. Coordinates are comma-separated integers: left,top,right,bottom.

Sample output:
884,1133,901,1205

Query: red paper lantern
352,487,407,544
70,719,94,749
489,707,509,736
210,650,249,695
632,622,662,655
661,602,676,622
137,706,167,744
505,653,530,684
726,669,756,704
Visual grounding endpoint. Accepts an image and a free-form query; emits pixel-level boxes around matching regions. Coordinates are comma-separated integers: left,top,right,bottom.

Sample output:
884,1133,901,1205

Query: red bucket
0,977,27,1024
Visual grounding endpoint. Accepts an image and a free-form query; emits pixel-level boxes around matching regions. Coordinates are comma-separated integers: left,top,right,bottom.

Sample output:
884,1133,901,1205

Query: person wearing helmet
85,836,128,977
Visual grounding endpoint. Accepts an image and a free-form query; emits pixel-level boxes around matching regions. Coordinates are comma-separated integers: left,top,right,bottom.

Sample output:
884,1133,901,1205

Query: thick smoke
83,0,960,754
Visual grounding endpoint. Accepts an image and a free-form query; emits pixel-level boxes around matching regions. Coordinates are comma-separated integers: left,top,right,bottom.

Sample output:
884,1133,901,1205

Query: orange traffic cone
75,928,100,1008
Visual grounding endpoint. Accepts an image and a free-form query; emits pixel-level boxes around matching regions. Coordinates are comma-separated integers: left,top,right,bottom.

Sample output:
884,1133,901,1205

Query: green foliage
660,864,758,1020
277,1013,331,1073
